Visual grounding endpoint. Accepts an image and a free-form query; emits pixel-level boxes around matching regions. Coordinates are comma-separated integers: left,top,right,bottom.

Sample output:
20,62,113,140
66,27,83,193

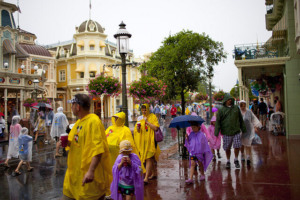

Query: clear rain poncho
18,127,33,162
7,115,21,159
241,109,262,147
50,107,69,138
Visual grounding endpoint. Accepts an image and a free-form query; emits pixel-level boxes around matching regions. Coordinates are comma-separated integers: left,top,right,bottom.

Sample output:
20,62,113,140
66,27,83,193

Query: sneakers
246,159,251,166
226,161,231,169
234,160,240,168
185,179,193,184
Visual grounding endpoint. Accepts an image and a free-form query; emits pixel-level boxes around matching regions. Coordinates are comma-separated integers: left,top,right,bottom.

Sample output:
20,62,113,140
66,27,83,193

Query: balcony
233,41,288,61
69,78,90,85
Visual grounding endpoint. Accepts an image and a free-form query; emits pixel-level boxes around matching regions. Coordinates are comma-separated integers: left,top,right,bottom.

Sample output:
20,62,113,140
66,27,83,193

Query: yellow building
47,19,141,119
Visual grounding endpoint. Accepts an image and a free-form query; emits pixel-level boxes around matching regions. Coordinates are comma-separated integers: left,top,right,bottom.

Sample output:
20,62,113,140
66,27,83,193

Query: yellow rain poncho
185,107,190,115
105,112,139,169
63,114,112,200
134,104,160,168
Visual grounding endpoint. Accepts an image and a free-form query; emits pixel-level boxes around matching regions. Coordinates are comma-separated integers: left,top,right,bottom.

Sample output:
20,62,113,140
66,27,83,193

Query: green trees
142,30,227,115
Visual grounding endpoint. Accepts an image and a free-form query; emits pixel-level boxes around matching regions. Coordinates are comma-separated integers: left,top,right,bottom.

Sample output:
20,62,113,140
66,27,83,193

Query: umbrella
204,103,210,106
212,107,218,113
45,103,52,109
32,102,46,110
193,102,198,105
169,115,205,129
175,104,181,107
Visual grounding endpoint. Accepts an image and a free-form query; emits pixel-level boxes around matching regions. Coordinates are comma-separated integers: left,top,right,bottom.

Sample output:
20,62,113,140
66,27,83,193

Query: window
90,72,95,78
59,70,66,82
24,36,30,40
79,72,84,78
90,45,95,50
81,46,84,51
1,10,12,28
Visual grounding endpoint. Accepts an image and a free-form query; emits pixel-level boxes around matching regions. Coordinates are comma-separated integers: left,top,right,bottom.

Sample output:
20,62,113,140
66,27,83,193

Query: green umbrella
204,103,210,106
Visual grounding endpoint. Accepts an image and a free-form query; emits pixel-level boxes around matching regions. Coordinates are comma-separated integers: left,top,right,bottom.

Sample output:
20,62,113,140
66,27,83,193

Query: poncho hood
112,112,126,127
223,93,235,106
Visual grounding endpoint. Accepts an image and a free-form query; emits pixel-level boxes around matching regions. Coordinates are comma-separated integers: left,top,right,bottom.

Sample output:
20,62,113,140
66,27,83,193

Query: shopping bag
252,133,262,145
155,128,164,142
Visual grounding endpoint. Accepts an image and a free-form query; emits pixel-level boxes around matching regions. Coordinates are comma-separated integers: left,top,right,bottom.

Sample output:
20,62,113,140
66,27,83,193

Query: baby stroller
270,112,285,136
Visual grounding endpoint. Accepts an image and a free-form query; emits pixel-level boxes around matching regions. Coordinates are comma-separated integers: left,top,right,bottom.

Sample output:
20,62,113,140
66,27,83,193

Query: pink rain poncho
208,116,222,150
7,116,21,159
110,153,144,200
185,130,213,171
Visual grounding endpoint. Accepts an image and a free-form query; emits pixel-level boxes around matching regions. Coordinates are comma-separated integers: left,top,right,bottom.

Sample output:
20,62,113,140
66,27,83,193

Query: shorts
259,114,267,122
118,183,135,196
162,115,166,119
223,134,241,150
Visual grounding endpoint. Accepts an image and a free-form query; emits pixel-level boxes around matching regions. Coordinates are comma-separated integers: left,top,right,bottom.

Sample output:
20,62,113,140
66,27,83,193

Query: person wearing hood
4,115,22,168
134,104,160,184
51,107,69,157
215,93,246,169
239,100,262,166
208,116,222,161
105,112,138,169
14,127,34,176
170,105,177,118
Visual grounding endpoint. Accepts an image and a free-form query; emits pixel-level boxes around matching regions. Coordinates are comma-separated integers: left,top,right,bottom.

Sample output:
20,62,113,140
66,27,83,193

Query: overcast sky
7,0,271,92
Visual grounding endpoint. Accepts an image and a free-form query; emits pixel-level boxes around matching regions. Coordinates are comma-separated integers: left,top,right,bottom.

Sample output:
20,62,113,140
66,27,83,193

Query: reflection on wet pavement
0,117,299,199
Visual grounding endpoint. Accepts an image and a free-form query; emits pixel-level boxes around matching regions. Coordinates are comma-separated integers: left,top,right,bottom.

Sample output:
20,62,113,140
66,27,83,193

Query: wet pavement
0,116,299,200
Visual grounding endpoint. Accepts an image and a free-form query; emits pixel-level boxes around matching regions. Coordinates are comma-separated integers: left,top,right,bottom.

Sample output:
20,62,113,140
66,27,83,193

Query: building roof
18,28,36,36
20,44,52,57
78,20,104,33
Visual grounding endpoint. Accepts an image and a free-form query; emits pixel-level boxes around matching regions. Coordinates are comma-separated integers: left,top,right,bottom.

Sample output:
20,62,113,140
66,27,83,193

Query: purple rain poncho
185,130,213,171
110,153,144,200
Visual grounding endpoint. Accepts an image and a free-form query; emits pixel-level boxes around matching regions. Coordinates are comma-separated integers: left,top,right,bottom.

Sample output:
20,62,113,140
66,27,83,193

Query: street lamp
20,65,25,73
3,62,9,69
114,21,132,127
208,77,212,123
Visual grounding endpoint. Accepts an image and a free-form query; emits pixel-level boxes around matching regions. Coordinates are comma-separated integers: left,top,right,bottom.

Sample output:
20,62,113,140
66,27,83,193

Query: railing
233,42,288,60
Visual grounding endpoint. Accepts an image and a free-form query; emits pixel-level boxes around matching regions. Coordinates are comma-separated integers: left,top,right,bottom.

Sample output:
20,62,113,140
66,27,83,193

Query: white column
114,98,116,114
4,89,8,132
20,89,24,118
238,67,243,101
110,97,113,116
101,95,104,119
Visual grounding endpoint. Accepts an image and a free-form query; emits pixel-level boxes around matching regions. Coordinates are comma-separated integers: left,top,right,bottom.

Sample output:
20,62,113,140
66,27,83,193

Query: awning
89,63,97,72
99,40,106,47
15,43,29,59
77,40,84,46
3,39,17,54
75,64,85,72
89,40,95,46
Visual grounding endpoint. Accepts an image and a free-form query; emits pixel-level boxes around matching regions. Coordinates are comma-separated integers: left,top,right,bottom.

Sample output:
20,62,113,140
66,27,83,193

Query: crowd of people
0,92,283,200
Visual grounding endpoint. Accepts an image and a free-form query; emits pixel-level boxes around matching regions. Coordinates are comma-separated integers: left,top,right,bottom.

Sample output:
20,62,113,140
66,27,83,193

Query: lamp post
114,21,132,127
20,65,25,73
33,78,39,100
208,77,212,123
